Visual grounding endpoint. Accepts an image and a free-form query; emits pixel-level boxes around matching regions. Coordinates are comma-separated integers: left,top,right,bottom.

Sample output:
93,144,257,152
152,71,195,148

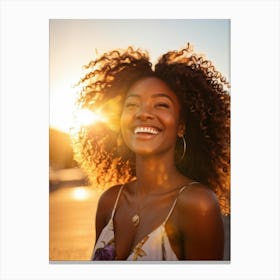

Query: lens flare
71,187,91,201
75,108,107,126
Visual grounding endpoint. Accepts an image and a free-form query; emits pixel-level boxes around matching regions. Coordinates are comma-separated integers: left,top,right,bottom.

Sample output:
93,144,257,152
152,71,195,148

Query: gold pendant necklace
132,214,140,227
131,184,147,227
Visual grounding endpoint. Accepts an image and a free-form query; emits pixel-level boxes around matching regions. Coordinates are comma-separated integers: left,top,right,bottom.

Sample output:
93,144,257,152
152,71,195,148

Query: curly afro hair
71,43,230,215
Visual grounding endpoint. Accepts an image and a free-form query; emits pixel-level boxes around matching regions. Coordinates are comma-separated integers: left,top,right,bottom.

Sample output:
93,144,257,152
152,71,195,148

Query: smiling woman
71,44,230,261
121,77,183,156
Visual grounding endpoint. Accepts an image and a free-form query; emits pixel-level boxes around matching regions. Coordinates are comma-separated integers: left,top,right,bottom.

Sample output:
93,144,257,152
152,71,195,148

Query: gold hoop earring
180,135,186,161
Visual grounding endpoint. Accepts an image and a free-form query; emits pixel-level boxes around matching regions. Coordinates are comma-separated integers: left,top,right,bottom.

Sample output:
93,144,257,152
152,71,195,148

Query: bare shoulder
97,184,124,218
175,182,224,260
95,184,124,243
177,182,221,218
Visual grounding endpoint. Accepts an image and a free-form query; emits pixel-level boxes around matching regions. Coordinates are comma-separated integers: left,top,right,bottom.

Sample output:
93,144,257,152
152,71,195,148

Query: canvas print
49,19,230,262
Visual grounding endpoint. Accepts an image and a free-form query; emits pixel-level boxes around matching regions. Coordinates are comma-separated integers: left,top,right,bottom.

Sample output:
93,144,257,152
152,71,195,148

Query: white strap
163,181,198,225
111,184,125,219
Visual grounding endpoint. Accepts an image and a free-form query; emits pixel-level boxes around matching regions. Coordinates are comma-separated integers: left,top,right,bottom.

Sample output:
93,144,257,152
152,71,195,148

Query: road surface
49,186,100,261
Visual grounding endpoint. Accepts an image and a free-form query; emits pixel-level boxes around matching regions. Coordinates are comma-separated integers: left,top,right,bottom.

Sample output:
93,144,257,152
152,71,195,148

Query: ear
177,122,186,137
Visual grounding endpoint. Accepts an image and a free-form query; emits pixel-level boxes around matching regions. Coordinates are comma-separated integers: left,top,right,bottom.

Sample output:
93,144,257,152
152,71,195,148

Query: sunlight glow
75,108,107,127
71,187,91,201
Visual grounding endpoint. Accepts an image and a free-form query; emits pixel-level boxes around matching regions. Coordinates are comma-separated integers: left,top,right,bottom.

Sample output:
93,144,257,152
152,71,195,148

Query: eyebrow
126,93,174,103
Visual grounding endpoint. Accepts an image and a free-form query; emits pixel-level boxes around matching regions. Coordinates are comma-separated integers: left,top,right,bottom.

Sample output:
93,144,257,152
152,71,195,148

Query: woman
72,43,230,261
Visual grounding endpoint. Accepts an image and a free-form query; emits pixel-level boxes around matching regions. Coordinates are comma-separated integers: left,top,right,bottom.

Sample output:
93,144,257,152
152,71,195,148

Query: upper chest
112,194,183,260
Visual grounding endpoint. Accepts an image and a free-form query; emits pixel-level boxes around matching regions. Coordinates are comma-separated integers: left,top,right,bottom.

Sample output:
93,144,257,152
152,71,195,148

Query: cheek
119,112,134,149
120,111,128,128
120,111,132,137
161,112,180,132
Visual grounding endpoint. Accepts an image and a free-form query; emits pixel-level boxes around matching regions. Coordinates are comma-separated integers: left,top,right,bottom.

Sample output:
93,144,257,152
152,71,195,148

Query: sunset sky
49,19,230,133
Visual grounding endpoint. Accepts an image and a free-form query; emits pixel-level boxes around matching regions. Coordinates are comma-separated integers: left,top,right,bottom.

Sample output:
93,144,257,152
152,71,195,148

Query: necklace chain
131,188,174,226
130,181,189,227
131,186,150,227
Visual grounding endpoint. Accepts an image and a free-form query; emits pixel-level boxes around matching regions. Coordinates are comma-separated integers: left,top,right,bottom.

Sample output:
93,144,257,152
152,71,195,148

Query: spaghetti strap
111,184,125,219
163,181,198,225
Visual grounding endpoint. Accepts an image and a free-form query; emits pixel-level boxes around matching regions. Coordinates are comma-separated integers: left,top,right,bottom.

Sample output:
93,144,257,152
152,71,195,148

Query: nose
135,104,154,120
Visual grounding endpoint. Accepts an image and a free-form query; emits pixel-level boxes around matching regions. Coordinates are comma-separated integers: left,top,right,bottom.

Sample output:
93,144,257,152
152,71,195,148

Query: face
120,77,184,157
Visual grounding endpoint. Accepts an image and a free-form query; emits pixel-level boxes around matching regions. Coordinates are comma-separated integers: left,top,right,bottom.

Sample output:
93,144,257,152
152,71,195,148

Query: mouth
134,126,161,135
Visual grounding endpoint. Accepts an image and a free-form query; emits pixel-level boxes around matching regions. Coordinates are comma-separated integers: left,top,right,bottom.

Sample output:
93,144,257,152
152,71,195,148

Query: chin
133,148,155,156
133,146,169,158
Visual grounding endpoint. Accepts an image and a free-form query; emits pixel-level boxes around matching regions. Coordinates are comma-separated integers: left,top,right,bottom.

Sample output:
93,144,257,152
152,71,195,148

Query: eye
124,102,139,109
155,102,170,109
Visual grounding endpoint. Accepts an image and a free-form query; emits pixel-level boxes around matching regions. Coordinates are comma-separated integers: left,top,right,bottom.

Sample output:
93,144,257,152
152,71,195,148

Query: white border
1,1,279,280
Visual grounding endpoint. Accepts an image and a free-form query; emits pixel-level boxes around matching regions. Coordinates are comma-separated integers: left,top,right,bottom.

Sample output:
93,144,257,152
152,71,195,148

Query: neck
135,153,182,195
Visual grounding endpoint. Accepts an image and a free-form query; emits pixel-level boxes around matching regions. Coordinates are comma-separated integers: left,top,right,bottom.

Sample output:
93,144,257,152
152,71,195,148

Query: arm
94,184,123,245
94,192,109,246
178,185,224,260
91,185,122,260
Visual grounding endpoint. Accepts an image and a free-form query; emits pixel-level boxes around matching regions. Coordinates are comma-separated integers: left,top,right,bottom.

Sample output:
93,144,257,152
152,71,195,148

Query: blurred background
49,128,100,260
49,19,230,261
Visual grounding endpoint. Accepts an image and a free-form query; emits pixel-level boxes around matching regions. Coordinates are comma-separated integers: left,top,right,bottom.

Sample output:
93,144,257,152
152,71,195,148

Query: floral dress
92,183,197,261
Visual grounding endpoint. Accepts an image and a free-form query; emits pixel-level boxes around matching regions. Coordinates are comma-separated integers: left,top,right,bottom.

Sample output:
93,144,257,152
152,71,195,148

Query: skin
94,77,224,260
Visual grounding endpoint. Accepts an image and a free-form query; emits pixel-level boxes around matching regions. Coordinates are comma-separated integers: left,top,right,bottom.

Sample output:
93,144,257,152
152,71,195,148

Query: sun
50,74,108,134
74,108,107,127
50,80,120,134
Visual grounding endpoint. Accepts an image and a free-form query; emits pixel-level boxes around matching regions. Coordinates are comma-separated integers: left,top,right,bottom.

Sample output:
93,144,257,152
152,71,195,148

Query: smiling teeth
134,127,159,135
